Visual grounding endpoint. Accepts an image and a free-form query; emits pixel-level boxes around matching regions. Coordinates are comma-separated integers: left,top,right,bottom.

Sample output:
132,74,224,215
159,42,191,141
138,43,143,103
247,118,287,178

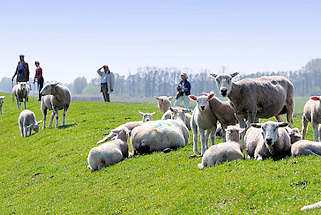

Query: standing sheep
291,140,321,157
12,82,30,110
0,96,4,114
210,73,294,128
88,128,129,171
40,83,71,128
302,96,321,141
251,121,291,160
18,110,42,137
198,125,244,169
156,96,173,114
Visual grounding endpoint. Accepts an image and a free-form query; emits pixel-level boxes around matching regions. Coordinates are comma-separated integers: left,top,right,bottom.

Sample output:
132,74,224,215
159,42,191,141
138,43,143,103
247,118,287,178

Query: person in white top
97,65,115,102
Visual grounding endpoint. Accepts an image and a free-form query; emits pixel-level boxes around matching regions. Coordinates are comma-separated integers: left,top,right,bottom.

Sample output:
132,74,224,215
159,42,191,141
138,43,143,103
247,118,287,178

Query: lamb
139,111,156,122
156,96,173,114
291,140,321,157
12,82,30,110
40,83,71,128
210,73,294,128
301,200,321,211
130,107,189,155
18,110,42,137
302,96,321,141
88,127,129,171
162,106,192,130
0,96,4,114
251,121,291,160
198,125,244,169
284,127,302,144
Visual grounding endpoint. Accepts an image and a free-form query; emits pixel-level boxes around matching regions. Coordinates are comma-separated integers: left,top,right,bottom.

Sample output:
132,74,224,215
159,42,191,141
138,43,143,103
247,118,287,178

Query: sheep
18,110,42,137
250,121,291,160
302,96,321,141
291,140,321,157
243,126,262,159
139,111,156,122
162,106,192,130
284,127,302,144
155,96,173,114
0,96,4,114
130,107,189,155
301,200,321,211
40,83,71,128
12,82,30,110
88,127,129,171
210,73,294,128
198,125,244,169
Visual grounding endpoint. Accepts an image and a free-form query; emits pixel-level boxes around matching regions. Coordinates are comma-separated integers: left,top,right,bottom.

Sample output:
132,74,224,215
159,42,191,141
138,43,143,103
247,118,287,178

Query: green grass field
0,93,320,214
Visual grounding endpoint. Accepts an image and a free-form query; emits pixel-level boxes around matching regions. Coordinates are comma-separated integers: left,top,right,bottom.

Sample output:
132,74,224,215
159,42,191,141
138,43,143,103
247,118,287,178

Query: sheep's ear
208,93,215,100
251,123,262,128
168,96,173,101
188,95,197,101
311,96,320,101
111,129,121,134
230,72,239,78
36,120,42,125
277,122,288,128
52,82,59,87
155,97,160,101
169,107,174,112
151,112,156,115
139,111,144,116
210,73,217,78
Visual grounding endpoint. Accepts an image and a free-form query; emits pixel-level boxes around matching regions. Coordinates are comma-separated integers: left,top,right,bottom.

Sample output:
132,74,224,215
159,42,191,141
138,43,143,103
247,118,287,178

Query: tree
72,77,87,94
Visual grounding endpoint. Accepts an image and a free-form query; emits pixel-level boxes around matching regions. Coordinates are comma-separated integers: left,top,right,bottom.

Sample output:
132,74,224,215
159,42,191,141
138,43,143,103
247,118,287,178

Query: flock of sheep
2,72,321,211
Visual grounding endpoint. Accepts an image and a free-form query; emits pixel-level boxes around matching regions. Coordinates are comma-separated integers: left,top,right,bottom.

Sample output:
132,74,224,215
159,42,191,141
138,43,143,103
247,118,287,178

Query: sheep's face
226,125,245,142
189,93,214,112
19,82,27,91
252,121,288,146
169,107,190,122
285,127,302,144
33,121,42,133
40,83,58,96
156,96,172,110
139,111,156,122
210,73,238,97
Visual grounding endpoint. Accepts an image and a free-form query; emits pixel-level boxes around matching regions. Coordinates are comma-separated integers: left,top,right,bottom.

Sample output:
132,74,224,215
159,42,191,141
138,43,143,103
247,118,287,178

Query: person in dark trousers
12,55,30,83
174,72,191,109
97,65,114,102
34,61,44,101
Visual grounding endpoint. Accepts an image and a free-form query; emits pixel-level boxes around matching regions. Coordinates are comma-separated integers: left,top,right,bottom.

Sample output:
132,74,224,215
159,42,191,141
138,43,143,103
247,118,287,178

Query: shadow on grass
57,123,77,129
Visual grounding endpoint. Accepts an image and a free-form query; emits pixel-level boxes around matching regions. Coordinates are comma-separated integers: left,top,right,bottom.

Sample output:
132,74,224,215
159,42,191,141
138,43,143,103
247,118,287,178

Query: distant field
0,92,319,214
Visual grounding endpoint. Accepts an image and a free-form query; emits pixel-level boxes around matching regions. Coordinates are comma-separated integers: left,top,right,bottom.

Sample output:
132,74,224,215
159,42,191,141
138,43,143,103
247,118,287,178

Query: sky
0,0,320,83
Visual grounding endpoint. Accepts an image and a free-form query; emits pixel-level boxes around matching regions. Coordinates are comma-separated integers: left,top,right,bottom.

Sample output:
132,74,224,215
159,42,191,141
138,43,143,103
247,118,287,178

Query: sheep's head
18,82,28,91
210,72,238,97
169,107,190,122
189,93,215,112
40,82,58,96
0,96,4,104
111,127,129,142
27,121,42,133
139,111,156,122
226,125,245,142
156,96,173,112
251,121,288,147
284,127,302,144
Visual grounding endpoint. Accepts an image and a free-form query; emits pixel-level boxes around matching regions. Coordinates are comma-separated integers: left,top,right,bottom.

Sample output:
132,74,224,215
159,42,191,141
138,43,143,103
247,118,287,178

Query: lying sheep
291,140,321,157
301,200,321,211
243,126,262,159
130,107,189,155
210,73,294,128
161,107,192,130
302,96,321,141
18,110,42,137
284,127,302,144
198,125,244,169
88,127,129,171
156,96,173,114
0,96,4,114
251,121,291,160
139,111,156,122
12,82,30,110
40,83,71,128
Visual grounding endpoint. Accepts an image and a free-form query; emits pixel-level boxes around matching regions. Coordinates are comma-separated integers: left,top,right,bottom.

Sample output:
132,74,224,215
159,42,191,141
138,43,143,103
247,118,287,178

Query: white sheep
88,127,129,171
291,140,321,157
162,106,192,130
301,200,321,211
0,96,4,114
251,121,291,160
130,107,189,155
12,82,30,110
302,96,321,141
139,111,156,122
284,127,302,144
18,110,42,137
156,96,173,114
40,83,71,128
198,125,244,169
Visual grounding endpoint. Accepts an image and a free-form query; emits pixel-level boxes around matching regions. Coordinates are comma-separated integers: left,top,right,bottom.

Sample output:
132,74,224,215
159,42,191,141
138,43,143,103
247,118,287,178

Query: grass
0,93,320,214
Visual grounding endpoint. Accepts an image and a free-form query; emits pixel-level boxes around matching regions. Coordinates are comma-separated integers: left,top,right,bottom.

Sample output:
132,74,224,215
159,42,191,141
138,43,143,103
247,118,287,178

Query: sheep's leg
62,108,67,126
275,115,283,122
286,97,294,128
301,116,309,140
205,129,211,150
200,129,207,156
312,122,319,142
235,114,246,150
49,112,55,127
19,125,24,137
209,128,216,146
305,149,321,157
222,127,227,142
17,99,20,111
191,120,199,154
55,110,59,128
42,108,47,129
24,127,28,137
24,99,26,109
29,128,32,136
247,111,257,128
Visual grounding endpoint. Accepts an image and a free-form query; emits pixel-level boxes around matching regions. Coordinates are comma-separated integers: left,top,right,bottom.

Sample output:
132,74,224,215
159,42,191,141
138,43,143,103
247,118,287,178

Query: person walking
97,65,114,102
174,72,191,109
12,55,30,83
33,61,44,101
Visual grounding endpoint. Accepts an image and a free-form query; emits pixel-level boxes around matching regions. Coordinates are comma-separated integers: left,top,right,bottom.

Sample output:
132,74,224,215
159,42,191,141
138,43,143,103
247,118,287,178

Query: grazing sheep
139,111,156,122
301,200,321,211
210,73,294,128
12,82,30,110
0,96,4,114
284,127,302,144
291,140,321,157
198,126,244,169
40,83,71,128
130,107,189,155
251,121,291,160
156,96,173,114
18,110,42,137
302,96,321,141
88,127,129,171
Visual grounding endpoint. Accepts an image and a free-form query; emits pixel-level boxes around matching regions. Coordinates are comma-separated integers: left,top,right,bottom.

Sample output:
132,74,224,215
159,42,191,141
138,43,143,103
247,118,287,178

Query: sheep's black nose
266,138,272,145
201,106,205,110
221,89,227,96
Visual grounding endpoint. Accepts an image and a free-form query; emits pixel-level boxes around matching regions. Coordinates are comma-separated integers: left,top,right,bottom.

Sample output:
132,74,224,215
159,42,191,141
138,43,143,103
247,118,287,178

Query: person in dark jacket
34,61,44,101
174,72,191,109
12,55,29,83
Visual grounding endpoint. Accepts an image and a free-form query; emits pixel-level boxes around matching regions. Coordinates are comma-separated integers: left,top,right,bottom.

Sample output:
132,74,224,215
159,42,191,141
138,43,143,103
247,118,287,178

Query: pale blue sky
0,0,320,82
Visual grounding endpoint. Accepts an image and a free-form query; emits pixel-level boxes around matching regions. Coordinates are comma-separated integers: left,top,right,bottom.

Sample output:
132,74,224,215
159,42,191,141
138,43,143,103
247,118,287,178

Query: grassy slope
0,93,320,214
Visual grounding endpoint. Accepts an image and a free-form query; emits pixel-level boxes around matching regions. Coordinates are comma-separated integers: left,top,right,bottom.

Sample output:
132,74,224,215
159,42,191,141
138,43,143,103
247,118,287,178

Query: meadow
0,93,319,214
